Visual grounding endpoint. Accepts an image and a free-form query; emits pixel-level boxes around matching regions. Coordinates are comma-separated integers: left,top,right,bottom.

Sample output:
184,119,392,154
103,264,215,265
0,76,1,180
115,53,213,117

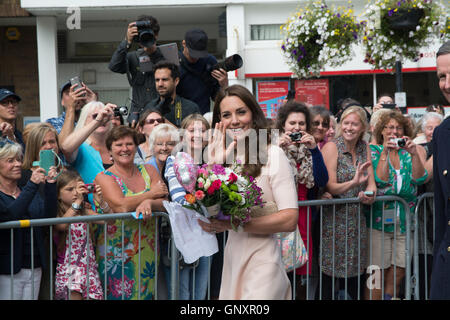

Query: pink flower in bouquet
228,172,238,183
198,181,204,189
195,190,205,201
198,167,209,177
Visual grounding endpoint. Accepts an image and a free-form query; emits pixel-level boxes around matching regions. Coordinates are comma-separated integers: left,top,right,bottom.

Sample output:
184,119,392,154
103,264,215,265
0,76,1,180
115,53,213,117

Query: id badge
139,54,154,72
383,208,396,224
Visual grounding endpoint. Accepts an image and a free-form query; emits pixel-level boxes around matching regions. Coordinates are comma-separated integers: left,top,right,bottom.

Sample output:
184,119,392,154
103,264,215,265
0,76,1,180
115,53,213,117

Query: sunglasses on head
0,137,15,148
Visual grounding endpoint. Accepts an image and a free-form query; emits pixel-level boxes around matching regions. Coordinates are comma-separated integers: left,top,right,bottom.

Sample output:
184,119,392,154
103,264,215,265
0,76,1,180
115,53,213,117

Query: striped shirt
164,155,188,205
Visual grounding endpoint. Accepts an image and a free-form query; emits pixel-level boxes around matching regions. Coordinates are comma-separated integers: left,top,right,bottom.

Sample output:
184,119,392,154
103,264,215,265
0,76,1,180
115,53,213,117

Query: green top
367,144,428,233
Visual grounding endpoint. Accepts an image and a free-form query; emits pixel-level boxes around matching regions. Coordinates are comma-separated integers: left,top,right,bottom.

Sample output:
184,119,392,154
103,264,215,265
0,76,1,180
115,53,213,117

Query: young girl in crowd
54,169,111,300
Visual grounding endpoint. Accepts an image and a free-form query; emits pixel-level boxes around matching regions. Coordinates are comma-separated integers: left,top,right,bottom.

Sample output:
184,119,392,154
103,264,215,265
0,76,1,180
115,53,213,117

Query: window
250,24,282,40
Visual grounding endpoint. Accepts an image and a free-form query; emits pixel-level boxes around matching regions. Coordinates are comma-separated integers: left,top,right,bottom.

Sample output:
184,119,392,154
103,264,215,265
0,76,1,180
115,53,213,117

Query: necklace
0,184,19,199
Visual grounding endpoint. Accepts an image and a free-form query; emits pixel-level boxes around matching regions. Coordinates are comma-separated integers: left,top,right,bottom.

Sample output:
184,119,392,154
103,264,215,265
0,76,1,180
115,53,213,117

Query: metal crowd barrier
0,194,433,301
293,195,414,300
412,192,435,300
0,212,177,300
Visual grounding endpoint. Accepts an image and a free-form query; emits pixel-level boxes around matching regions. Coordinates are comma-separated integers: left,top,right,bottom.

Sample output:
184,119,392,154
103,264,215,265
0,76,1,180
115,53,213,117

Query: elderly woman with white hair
0,139,58,300
60,101,115,185
146,124,180,174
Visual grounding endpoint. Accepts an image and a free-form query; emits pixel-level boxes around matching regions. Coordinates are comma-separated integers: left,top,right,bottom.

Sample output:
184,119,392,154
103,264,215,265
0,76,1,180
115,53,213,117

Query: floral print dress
55,222,104,300
95,164,157,300
321,136,369,278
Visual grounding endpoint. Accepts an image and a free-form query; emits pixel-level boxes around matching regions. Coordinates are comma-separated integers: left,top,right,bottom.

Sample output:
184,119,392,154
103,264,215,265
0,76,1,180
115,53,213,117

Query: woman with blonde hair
0,139,58,299
161,113,214,300
320,105,377,300
61,101,115,186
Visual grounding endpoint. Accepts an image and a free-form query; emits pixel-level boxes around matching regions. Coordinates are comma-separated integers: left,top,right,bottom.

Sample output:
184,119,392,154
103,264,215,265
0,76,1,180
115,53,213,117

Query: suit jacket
430,116,450,299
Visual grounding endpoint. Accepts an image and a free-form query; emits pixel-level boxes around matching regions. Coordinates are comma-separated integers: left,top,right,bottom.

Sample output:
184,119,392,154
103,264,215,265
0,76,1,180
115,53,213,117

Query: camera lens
397,139,406,147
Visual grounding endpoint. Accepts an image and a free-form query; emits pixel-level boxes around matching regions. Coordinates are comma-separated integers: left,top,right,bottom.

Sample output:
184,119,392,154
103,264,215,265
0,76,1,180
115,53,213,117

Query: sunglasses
0,99,19,107
144,118,164,125
312,120,330,128
0,137,16,148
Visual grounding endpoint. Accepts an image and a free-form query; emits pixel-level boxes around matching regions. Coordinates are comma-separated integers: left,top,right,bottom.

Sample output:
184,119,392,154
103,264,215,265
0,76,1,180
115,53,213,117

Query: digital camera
289,132,302,142
391,138,406,148
84,183,96,193
134,21,155,48
114,106,129,117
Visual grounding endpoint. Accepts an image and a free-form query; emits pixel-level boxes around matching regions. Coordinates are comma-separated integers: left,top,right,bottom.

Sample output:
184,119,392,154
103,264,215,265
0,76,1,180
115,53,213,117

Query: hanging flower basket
281,0,362,79
385,8,424,30
362,0,448,70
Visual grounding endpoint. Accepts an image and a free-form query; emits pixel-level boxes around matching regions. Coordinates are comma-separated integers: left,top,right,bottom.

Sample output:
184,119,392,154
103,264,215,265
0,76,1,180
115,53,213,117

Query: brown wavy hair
212,85,269,178
373,110,413,145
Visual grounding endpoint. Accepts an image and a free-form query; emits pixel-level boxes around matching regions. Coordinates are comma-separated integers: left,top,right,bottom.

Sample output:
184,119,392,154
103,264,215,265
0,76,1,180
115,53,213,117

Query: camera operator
177,28,229,115
144,61,199,127
109,15,165,126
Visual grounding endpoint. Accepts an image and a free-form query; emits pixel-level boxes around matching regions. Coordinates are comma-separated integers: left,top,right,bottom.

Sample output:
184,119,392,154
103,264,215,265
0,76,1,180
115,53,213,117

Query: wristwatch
71,202,82,211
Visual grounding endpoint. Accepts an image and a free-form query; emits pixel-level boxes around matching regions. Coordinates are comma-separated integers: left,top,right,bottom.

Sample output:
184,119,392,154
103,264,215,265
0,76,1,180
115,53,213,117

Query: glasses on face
384,125,403,132
144,118,164,125
312,120,329,129
0,99,18,107
155,141,176,148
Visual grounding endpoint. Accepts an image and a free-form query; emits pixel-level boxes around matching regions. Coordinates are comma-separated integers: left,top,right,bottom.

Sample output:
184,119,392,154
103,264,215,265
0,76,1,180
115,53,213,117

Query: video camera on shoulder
133,21,155,48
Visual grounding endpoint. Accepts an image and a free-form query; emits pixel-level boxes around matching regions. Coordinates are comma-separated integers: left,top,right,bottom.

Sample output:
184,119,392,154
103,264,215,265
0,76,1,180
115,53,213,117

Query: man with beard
145,61,200,127
46,80,96,144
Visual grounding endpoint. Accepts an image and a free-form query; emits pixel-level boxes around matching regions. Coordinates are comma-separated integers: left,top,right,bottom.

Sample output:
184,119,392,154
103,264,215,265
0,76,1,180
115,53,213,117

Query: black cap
0,88,21,103
60,81,71,99
184,28,208,59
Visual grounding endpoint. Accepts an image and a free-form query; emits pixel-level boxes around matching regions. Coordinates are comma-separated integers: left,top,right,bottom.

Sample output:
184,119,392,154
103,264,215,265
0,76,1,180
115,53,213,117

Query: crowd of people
0,16,448,301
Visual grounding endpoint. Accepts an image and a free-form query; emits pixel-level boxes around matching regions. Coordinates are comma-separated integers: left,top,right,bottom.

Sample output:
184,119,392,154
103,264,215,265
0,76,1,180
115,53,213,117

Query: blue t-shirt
145,156,159,172
72,142,104,184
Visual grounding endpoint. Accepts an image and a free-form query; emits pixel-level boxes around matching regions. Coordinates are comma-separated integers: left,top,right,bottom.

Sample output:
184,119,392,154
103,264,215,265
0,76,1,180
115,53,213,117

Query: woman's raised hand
299,131,317,150
45,166,58,184
207,121,236,165
352,161,371,187
30,167,47,185
95,103,115,126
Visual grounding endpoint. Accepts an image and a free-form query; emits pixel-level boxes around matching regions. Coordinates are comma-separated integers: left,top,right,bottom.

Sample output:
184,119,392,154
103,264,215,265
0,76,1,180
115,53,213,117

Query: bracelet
100,201,110,211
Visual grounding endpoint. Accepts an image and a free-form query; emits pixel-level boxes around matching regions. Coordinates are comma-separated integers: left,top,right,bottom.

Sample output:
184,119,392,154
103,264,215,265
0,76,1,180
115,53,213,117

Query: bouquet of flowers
173,153,263,231
362,0,448,70
281,0,362,78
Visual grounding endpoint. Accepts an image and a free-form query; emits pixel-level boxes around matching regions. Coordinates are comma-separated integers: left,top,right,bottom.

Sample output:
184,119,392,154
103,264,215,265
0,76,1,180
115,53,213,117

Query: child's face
59,180,81,206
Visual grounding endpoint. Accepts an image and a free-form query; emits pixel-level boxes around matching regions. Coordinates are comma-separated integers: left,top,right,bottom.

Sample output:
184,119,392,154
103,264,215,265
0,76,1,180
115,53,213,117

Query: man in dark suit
430,40,450,299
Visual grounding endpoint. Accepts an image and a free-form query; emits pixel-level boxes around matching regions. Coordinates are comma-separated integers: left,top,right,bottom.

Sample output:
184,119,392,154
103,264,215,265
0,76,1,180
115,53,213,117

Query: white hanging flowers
362,0,449,70
280,0,363,78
